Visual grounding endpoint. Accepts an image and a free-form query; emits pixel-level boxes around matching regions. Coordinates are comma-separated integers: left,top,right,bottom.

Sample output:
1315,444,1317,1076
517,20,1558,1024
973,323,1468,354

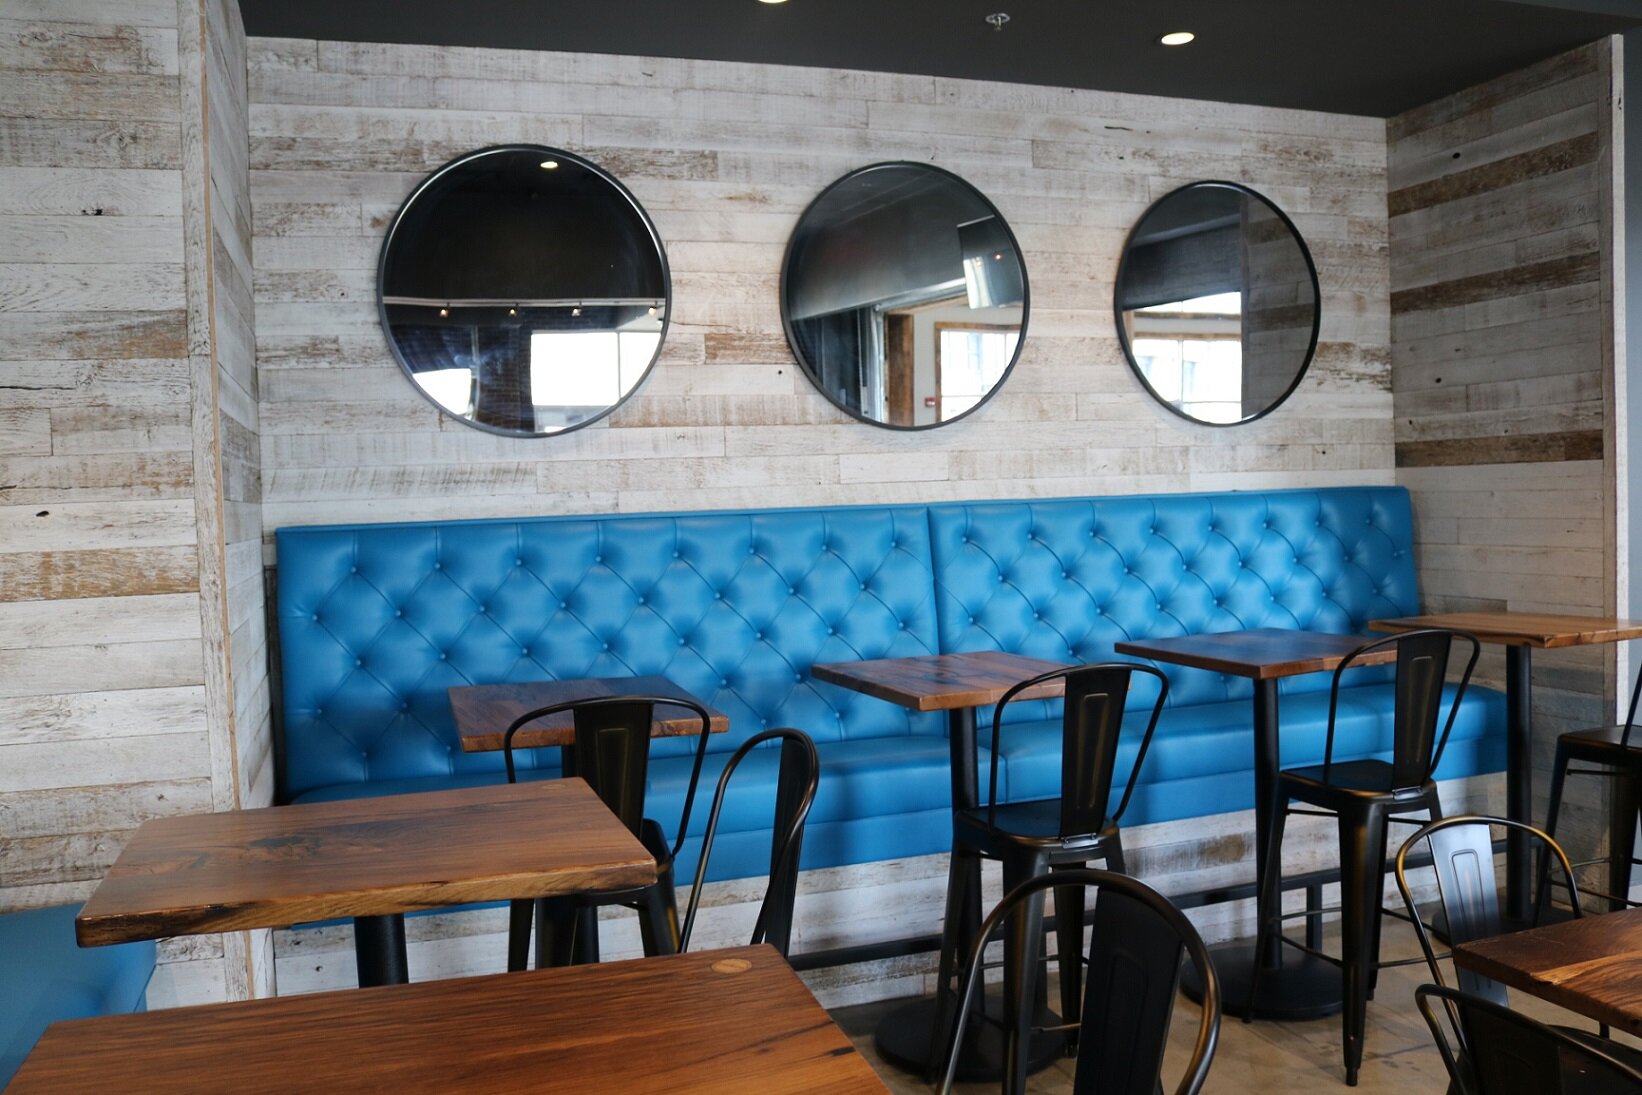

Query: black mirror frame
376,144,672,438
1113,179,1320,428
778,161,1031,432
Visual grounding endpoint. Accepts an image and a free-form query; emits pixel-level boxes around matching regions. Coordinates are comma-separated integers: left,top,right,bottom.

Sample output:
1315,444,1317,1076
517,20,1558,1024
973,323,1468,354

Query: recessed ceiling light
539,160,559,169
1160,31,1195,46
758,0,788,5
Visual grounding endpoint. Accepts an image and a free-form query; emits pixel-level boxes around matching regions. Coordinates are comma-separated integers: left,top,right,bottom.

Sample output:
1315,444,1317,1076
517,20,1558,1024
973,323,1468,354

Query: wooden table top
451,674,729,752
1114,627,1396,680
1452,907,1642,1038
76,780,655,947
10,945,890,1094
810,650,1070,712
1370,611,1642,649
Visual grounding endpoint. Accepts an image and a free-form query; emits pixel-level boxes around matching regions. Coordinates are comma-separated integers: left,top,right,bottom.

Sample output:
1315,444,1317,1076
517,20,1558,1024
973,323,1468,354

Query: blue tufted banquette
275,486,1505,885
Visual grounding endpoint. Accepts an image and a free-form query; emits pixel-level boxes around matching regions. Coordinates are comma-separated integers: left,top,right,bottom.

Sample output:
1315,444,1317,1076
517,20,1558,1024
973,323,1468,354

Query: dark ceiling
239,0,1642,118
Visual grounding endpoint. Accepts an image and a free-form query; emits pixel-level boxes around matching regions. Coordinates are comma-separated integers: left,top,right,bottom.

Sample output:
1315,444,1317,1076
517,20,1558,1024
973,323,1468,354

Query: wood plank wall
1388,41,1622,867
246,40,1394,529
0,0,269,1005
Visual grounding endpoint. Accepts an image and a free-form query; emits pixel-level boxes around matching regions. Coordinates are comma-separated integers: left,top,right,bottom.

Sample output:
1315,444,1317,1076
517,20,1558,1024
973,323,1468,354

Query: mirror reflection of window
529,328,661,430
410,367,476,415
781,163,1028,430
936,324,1019,421
1115,182,1317,426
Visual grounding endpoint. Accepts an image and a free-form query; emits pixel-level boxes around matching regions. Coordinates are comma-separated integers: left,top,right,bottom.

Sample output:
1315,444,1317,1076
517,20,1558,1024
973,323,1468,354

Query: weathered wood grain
0,546,198,600
10,946,889,1095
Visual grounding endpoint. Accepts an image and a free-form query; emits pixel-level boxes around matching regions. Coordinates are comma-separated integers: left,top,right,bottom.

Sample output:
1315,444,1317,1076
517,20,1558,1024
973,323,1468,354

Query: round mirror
1115,181,1319,426
378,145,669,436
780,163,1029,430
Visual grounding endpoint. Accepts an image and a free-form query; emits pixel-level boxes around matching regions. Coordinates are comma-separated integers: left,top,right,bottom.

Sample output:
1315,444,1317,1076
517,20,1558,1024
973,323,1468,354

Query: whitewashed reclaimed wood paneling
1388,40,1622,869
248,38,1395,531
0,0,269,1006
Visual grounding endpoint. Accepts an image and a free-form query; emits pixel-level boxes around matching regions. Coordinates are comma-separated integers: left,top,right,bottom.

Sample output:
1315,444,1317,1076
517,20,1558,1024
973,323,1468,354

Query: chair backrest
985,663,1169,837
1620,663,1642,748
1322,628,1478,790
1394,815,1583,1007
939,868,1220,1095
1415,983,1642,1094
502,693,714,852
679,728,820,957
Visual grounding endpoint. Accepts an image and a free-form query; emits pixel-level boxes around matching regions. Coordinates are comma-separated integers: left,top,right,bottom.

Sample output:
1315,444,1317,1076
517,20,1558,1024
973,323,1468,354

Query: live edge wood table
810,650,1069,1080
1371,612,1642,925
1452,906,1642,1038
1113,627,1398,1021
9,945,890,1094
75,780,655,988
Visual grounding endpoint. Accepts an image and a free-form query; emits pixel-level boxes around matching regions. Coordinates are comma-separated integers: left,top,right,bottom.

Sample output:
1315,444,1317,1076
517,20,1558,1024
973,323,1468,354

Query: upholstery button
673,551,681,558
350,566,358,574
721,679,730,687
678,639,687,647
354,658,363,667
521,647,529,656
898,622,906,630
860,582,868,591
1061,572,1068,579
828,627,836,635
788,587,797,595
1033,613,1041,620
394,609,403,618
602,643,610,651
755,631,764,640
968,616,975,624
434,562,442,569
516,559,524,566
439,653,448,661
795,673,803,682
637,596,646,605
400,703,408,711
479,605,487,614
715,592,723,600
560,601,568,609
312,614,320,622
961,537,969,544
313,708,322,718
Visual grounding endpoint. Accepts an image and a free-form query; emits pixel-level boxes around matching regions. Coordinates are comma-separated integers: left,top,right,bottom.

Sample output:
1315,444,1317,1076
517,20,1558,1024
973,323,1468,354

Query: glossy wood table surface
1452,907,1642,1037
1370,611,1642,649
810,650,1070,711
1113,627,1396,679
10,945,889,1094
76,779,655,946
451,674,728,752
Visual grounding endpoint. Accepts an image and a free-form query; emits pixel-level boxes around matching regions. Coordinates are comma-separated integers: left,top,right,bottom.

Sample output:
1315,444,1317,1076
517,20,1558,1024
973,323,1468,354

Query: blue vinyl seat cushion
0,904,156,1088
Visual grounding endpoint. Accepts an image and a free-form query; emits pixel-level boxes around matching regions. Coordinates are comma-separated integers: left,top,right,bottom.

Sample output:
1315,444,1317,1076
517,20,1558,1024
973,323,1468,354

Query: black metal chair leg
1001,853,1048,1095
1607,772,1642,911
506,898,534,972
1246,800,1291,1020
1337,802,1390,1087
1052,868,1086,1054
536,896,577,968
929,845,978,1080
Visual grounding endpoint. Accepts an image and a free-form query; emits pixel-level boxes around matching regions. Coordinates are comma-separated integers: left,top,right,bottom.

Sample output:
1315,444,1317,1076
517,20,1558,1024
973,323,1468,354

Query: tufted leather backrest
928,487,1419,713
276,507,942,801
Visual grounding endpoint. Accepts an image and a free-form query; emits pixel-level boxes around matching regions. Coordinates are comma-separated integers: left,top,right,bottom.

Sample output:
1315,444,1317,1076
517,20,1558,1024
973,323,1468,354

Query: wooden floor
830,918,1642,1094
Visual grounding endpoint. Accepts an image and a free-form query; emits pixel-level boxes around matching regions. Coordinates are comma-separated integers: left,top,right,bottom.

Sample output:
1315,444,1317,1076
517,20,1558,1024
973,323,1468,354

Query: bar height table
76,780,656,987
1370,612,1642,924
1113,627,1398,1020
811,650,1068,1079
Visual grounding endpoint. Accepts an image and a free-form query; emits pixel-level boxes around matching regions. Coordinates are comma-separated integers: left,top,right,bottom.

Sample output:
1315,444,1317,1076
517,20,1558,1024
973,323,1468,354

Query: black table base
874,995,1067,1082
1182,940,1342,1020
353,913,409,987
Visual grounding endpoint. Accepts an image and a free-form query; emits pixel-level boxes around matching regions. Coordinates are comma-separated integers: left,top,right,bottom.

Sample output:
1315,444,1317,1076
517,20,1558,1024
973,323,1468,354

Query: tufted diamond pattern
927,487,1420,715
277,506,942,801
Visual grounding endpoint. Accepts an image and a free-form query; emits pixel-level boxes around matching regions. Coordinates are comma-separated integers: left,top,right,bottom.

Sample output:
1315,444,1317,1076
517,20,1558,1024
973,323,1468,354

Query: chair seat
1563,1024,1642,1078
953,798,1118,852
1559,724,1642,766
1277,759,1438,808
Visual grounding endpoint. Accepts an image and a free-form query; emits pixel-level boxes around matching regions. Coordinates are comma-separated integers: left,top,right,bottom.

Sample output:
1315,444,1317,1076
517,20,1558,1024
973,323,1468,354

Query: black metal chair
1395,815,1642,1083
1251,627,1479,1086
501,692,713,969
939,868,1221,1095
1543,667,1642,912
678,727,820,956
1416,983,1642,1095
933,661,1170,1095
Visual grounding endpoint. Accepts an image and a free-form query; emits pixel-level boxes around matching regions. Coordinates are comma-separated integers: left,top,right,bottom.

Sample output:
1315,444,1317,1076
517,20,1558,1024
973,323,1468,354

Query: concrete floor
830,917,1642,1093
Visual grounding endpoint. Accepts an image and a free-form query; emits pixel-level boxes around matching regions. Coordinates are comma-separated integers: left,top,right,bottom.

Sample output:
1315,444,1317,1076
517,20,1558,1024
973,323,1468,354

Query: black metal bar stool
1542,667,1642,912
501,693,714,968
1250,628,1479,1086
932,661,1169,1095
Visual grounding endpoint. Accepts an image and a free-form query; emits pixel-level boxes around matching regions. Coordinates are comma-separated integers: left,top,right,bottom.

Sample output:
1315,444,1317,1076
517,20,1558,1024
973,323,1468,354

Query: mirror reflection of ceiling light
1160,31,1195,46
539,160,559,169
758,0,788,5
985,12,1010,30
